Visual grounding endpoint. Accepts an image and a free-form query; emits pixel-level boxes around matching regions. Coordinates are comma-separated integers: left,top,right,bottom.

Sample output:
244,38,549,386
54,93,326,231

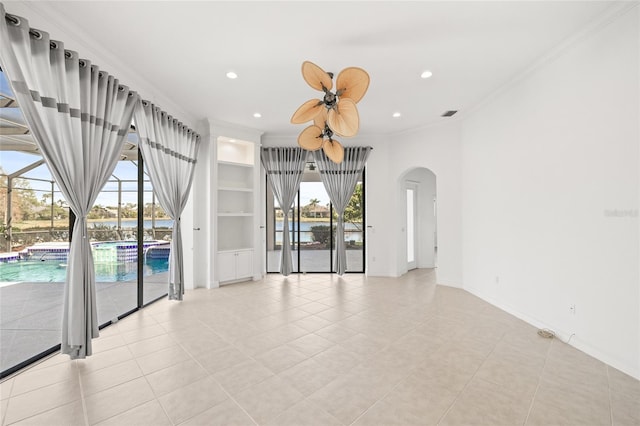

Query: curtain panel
133,100,200,300
0,6,139,358
314,146,371,275
261,147,307,276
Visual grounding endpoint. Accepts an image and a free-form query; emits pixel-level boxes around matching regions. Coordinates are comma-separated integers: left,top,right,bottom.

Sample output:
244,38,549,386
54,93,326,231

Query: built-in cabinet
217,249,253,282
215,136,260,285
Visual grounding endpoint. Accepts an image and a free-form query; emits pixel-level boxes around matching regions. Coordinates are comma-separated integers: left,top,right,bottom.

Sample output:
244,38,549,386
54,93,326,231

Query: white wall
461,7,640,378
388,124,463,286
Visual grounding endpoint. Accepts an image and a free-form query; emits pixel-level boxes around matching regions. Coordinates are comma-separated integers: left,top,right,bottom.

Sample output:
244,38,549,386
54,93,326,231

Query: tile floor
0,269,638,425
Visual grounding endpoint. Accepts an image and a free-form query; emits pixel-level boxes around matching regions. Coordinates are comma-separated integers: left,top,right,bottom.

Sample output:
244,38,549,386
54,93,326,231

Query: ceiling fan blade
327,98,359,137
313,107,328,128
302,61,333,92
291,99,324,124
298,125,324,151
336,67,370,103
323,139,344,164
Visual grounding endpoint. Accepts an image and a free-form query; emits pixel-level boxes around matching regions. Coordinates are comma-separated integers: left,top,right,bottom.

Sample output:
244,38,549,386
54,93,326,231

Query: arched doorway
399,168,437,274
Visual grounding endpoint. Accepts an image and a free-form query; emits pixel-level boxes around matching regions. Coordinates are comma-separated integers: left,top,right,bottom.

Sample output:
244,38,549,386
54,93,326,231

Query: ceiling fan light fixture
327,98,359,137
291,99,325,124
302,61,333,92
322,138,345,164
336,67,370,103
298,125,324,151
292,61,370,163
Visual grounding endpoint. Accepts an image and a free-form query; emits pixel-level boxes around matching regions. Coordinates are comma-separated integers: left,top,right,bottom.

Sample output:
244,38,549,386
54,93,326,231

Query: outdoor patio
0,272,168,373
267,249,364,273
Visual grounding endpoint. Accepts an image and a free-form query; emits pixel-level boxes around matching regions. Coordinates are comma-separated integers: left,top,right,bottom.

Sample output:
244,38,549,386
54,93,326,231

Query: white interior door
406,183,418,270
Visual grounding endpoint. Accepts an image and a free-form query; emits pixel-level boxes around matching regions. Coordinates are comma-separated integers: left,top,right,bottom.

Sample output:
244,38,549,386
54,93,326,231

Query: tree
88,204,112,219
143,202,168,218
343,184,363,230
0,166,51,223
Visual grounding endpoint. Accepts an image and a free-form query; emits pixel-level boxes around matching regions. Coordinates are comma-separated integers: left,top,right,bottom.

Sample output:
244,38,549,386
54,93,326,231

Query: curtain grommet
29,29,43,40
5,14,20,26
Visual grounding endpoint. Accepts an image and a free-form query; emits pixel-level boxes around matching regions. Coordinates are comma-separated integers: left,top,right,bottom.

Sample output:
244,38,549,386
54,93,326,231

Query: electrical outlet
569,304,576,315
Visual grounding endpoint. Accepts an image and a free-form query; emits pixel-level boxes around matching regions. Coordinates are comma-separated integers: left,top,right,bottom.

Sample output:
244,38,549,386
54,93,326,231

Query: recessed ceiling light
392,112,401,118
226,71,238,79
421,70,433,79
253,112,262,118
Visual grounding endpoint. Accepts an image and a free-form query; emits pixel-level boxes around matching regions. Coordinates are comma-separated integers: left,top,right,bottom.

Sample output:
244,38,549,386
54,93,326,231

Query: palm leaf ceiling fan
291,61,370,163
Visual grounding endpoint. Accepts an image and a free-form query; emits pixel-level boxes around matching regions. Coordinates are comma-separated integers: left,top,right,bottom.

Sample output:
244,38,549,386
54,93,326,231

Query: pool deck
0,273,168,373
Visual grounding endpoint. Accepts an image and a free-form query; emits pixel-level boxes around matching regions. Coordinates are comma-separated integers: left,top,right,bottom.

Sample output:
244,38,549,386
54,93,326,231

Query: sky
0,150,147,206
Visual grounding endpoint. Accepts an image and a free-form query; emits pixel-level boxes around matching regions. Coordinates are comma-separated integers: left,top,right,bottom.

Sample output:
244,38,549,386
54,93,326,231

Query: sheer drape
261,148,307,276
0,6,139,358
133,100,200,300
314,146,371,275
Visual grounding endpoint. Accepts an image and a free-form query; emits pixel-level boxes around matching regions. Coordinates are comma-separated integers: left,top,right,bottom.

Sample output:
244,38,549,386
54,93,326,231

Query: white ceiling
9,1,617,137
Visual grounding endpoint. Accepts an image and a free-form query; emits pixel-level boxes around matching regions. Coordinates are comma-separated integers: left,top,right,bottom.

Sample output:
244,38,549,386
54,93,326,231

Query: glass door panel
299,181,331,272
407,185,417,270
266,184,298,273
344,181,364,272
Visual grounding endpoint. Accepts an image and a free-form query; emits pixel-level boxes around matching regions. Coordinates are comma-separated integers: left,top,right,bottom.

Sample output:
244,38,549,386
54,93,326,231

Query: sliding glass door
266,160,365,274
298,181,331,272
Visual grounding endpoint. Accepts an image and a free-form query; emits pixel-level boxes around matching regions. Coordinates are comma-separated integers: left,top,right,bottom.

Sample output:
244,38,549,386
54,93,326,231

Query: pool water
0,258,169,283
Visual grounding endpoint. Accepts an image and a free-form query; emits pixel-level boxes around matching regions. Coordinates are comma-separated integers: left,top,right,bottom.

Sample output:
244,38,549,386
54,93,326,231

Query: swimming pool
0,257,169,283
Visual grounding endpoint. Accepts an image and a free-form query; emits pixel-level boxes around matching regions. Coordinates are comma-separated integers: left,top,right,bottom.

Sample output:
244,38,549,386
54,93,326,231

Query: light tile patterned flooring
0,269,638,425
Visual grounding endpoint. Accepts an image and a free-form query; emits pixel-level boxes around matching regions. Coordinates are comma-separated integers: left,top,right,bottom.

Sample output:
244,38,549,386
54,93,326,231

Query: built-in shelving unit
215,136,260,284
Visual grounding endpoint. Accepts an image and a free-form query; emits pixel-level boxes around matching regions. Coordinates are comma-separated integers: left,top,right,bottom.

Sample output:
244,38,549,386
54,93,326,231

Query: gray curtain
0,6,139,358
261,147,307,276
314,146,371,275
133,100,200,300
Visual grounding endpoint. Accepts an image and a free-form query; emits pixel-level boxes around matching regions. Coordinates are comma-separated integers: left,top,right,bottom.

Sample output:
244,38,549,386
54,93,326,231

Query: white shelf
218,248,253,254
218,187,253,192
218,160,253,168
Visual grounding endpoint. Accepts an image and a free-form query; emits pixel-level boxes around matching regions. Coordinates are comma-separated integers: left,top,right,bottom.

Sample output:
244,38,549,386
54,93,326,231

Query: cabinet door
218,252,237,282
235,251,253,279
